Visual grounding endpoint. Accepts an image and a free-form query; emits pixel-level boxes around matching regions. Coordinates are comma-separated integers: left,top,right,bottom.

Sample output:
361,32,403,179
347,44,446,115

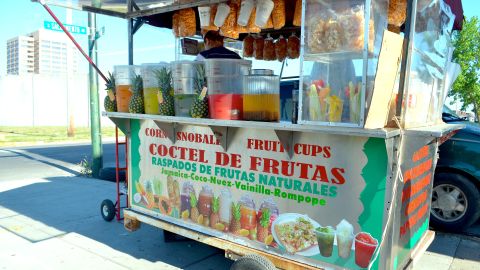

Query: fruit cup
354,232,378,268
316,226,335,257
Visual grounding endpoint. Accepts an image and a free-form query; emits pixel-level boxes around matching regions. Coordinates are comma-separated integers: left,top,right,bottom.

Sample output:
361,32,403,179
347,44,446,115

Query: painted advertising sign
129,119,390,269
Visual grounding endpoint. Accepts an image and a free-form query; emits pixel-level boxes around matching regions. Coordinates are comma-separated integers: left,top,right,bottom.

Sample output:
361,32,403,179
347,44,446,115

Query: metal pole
88,12,103,178
128,0,134,65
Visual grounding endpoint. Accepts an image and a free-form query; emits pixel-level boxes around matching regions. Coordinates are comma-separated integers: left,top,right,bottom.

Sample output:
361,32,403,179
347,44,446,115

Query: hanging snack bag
275,35,288,61
220,3,240,39
172,12,180,37
254,35,265,60
388,0,407,27
178,8,196,37
293,0,302,26
272,0,286,30
263,34,276,61
243,34,255,58
287,33,300,59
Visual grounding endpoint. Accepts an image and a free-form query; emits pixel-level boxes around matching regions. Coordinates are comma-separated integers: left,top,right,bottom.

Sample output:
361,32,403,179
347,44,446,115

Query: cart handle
37,0,108,83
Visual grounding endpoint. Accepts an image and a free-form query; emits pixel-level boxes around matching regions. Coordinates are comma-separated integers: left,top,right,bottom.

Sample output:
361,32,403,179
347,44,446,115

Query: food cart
34,0,464,269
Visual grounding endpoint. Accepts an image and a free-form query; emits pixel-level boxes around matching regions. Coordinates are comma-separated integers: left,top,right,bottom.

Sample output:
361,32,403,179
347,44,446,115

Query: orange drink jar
114,65,137,113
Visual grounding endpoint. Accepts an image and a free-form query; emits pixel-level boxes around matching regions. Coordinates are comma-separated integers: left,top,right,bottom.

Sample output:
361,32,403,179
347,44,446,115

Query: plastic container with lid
198,6,211,28
171,61,204,117
204,59,251,77
219,189,232,225
180,182,195,214
141,63,169,115
243,69,280,121
239,194,256,231
114,65,138,113
207,75,244,120
198,185,213,217
214,3,231,27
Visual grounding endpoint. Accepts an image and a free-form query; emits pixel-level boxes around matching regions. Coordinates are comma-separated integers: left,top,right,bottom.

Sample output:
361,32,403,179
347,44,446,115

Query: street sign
44,21,87,35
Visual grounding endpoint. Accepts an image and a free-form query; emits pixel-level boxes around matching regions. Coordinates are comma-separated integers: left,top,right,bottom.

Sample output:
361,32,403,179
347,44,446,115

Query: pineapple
210,196,220,229
155,67,175,116
128,74,144,114
190,192,200,223
257,208,270,243
144,180,155,209
104,72,117,112
190,64,209,118
230,202,241,234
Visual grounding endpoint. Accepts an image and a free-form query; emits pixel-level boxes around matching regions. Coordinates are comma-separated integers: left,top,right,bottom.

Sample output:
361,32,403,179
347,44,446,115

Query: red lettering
402,173,432,202
149,143,157,155
323,146,331,158
413,145,429,162
168,146,177,158
247,139,254,149
158,144,168,156
188,148,197,162
230,153,242,168
331,168,346,185
250,156,262,171
296,162,312,179
311,166,329,182
280,160,295,177
215,152,229,166
263,158,280,174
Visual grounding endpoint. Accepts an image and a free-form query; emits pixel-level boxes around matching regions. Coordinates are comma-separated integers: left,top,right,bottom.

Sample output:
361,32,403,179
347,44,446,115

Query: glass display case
401,0,455,128
299,0,389,127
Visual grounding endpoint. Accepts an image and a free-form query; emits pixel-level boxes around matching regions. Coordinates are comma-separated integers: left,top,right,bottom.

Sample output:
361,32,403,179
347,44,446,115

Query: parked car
430,107,480,231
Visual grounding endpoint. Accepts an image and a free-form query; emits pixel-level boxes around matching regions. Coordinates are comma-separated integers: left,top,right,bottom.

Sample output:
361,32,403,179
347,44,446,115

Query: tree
450,17,480,121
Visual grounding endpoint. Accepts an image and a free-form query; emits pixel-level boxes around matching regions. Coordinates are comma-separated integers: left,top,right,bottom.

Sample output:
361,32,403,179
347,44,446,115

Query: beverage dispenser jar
141,63,169,115
243,69,280,121
171,61,203,117
114,65,137,113
205,59,251,120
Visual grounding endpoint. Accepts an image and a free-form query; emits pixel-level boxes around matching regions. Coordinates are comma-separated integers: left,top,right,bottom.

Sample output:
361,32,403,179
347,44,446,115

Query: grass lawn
0,126,119,147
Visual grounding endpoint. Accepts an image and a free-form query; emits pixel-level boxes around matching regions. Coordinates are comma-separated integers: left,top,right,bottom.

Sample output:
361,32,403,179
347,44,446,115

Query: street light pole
88,12,103,178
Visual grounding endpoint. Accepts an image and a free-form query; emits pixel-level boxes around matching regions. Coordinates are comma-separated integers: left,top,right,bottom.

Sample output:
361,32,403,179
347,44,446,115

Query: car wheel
430,172,480,231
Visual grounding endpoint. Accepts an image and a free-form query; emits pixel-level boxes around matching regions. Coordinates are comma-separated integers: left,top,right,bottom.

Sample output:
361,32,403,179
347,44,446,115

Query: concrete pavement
0,145,479,270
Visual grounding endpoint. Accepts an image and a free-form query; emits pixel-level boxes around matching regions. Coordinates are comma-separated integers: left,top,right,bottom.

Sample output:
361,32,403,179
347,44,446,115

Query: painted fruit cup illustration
167,176,181,210
158,196,172,216
210,196,222,230
144,180,156,209
230,202,242,235
257,198,279,246
354,232,378,268
190,192,202,224
316,226,335,257
239,195,257,240
336,219,354,259
219,188,232,231
198,185,213,227
180,182,194,219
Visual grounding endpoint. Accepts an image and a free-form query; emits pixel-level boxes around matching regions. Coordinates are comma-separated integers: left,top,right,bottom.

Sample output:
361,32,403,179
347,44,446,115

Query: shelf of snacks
298,0,388,127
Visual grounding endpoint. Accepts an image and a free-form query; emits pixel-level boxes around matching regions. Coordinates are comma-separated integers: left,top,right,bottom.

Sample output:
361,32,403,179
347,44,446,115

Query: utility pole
88,12,103,178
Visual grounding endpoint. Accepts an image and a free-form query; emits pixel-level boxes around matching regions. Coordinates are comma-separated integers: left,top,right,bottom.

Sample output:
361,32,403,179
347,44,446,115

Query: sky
0,0,478,78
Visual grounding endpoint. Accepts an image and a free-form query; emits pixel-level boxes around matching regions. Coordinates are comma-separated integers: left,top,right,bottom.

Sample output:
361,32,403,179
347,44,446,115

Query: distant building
6,36,35,75
6,29,80,75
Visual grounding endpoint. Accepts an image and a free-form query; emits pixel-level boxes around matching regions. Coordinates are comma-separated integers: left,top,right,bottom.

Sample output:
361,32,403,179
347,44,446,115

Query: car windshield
443,106,465,122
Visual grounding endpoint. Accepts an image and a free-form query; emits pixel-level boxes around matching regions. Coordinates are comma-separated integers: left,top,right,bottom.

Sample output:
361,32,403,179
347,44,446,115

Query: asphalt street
0,142,479,270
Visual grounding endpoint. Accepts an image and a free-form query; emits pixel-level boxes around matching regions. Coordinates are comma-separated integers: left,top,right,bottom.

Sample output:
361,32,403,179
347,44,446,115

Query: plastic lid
250,69,274,76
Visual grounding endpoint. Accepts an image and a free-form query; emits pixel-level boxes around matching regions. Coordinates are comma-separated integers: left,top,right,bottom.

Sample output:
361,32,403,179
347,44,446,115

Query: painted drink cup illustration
315,226,335,257
336,219,354,259
355,232,378,268
219,189,232,227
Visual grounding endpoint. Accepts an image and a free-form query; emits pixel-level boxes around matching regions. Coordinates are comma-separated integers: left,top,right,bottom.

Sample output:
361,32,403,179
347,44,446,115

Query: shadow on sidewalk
0,176,231,269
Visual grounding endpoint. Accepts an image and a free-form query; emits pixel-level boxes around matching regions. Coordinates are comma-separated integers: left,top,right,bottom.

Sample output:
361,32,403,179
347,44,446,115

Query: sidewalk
0,148,479,269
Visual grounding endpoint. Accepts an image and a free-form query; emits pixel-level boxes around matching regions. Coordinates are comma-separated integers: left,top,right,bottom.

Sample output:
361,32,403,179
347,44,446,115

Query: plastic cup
337,232,354,259
214,3,231,27
198,6,211,28
238,0,255,26
315,226,335,257
354,232,378,268
327,95,344,122
255,0,274,27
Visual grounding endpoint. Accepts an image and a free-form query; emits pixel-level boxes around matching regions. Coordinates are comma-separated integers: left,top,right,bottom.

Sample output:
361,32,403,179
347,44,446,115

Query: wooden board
365,31,404,129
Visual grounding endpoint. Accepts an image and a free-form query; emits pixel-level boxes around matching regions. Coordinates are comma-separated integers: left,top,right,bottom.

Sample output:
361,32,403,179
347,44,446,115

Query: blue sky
0,0,478,77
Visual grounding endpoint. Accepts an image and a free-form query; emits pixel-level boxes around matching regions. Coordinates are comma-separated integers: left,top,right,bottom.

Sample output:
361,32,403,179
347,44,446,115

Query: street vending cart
35,0,464,269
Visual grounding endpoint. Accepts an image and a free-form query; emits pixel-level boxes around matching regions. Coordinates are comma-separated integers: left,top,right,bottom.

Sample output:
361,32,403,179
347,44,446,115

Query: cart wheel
230,254,277,270
100,199,116,222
